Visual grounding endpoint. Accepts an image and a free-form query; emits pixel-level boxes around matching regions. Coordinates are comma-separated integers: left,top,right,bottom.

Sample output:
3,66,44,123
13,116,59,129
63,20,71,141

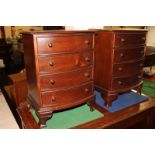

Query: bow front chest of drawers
94,30,147,107
22,30,95,127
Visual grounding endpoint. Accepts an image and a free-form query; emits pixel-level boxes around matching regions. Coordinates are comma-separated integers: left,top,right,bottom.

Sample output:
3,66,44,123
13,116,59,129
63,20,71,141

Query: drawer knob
84,73,90,77
49,61,54,66
141,37,145,41
121,38,125,42
50,80,55,85
139,63,144,67
85,88,89,93
118,67,123,71
140,50,144,54
137,75,142,79
118,81,123,85
51,96,56,101
48,43,53,48
85,57,90,62
120,53,124,57
84,40,90,45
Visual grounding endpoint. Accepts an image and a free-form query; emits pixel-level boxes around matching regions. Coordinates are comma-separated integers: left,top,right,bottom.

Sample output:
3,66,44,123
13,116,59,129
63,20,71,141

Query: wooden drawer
38,51,93,74
37,35,93,54
39,66,93,91
112,73,143,90
114,47,145,63
113,59,144,77
115,32,146,48
40,82,93,106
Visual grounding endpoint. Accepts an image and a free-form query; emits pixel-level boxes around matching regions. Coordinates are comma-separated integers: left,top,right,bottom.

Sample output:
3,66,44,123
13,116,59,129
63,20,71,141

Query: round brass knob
84,40,90,45
48,43,53,48
140,50,144,53
121,38,125,42
137,75,142,79
85,57,90,62
120,53,124,57
51,96,56,101
85,88,89,93
50,80,55,85
118,81,123,85
84,73,90,77
49,61,54,66
141,37,145,40
139,63,144,67
118,67,123,71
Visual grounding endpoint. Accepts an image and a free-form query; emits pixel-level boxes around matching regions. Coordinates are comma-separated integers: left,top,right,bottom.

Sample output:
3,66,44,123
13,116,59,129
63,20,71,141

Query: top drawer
37,35,93,54
114,32,146,48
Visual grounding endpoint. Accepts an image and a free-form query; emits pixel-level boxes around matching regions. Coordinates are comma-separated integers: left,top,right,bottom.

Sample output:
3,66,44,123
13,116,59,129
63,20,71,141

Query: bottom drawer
41,82,93,107
112,73,143,90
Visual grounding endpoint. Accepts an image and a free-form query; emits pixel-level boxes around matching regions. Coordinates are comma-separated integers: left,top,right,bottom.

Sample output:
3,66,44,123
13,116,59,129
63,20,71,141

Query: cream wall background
65,26,104,30
146,26,155,46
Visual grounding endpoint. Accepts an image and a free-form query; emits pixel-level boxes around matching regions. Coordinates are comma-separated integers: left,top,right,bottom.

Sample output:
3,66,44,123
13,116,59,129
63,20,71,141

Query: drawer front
37,35,93,54
41,82,93,106
114,47,145,63
112,73,143,90
39,67,93,91
38,52,93,74
115,32,146,48
113,59,144,77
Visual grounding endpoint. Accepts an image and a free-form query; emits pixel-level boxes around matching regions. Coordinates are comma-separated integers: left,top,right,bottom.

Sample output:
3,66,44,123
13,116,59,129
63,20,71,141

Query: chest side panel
22,34,41,106
94,31,114,90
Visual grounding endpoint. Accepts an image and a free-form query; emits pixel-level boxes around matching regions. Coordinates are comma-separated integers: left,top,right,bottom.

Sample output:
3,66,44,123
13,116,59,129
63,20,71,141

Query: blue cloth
95,91,148,113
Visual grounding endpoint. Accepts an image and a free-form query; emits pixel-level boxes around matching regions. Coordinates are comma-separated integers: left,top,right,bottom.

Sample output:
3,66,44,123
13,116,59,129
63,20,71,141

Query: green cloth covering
31,80,155,129
32,104,103,129
142,80,155,98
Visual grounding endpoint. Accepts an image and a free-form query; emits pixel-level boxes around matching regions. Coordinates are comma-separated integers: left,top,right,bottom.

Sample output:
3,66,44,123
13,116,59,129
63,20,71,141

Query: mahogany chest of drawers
22,30,95,127
94,30,147,107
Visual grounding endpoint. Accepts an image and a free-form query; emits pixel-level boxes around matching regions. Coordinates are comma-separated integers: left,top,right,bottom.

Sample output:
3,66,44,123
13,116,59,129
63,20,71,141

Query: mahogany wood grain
115,32,146,48
9,71,28,107
22,35,41,105
37,35,93,54
94,30,147,106
113,60,144,77
73,97,155,129
40,82,93,107
39,66,93,91
114,47,145,63
22,31,95,127
17,97,155,129
112,72,143,90
38,51,93,74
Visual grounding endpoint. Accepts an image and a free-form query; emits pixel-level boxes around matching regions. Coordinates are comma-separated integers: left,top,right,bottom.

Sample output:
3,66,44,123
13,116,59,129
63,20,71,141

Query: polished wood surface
37,34,93,54
113,59,144,77
39,66,93,91
74,97,155,129
38,51,93,73
9,71,28,107
17,97,155,129
115,32,146,47
114,47,145,63
22,31,95,127
112,73,143,90
40,82,93,107
94,30,147,106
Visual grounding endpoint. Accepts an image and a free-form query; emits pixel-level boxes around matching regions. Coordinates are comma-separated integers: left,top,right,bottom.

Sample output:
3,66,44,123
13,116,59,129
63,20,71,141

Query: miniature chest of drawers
22,30,95,127
94,30,147,107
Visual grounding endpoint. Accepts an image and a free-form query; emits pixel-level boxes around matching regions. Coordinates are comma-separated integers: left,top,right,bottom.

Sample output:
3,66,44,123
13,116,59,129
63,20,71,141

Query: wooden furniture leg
103,92,118,107
36,110,53,128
